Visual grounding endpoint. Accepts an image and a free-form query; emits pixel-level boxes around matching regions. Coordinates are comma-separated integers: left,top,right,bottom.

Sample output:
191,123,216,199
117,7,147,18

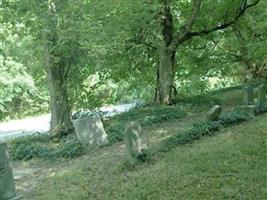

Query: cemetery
1,0,266,199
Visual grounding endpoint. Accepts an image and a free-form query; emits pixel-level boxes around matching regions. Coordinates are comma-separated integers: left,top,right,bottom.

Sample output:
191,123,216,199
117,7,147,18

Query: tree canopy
0,0,265,134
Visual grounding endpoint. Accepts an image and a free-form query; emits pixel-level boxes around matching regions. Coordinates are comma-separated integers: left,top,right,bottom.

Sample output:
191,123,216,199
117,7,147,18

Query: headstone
256,84,266,107
124,122,148,162
0,142,23,200
243,85,254,105
72,114,108,147
207,105,222,121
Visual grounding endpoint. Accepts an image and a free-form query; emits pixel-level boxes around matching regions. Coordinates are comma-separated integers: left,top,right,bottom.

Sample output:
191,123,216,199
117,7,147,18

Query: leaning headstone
72,114,108,148
207,105,222,121
0,142,23,200
256,84,266,107
243,85,254,105
124,122,148,163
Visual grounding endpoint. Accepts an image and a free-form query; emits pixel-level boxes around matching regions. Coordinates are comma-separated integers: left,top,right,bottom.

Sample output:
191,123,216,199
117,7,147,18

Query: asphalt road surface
0,103,136,141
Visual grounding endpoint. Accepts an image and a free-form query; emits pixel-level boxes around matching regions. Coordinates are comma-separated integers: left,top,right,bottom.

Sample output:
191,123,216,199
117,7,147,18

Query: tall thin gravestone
256,84,266,107
124,122,148,163
243,85,254,105
0,142,22,200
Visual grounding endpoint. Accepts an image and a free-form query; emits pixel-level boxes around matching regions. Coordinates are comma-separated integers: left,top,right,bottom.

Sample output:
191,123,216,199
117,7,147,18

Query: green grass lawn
20,113,267,200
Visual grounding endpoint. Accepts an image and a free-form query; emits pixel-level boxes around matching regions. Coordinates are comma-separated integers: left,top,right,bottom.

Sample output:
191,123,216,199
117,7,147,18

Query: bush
255,105,267,115
104,106,187,144
218,111,251,126
105,122,125,144
150,110,256,156
8,134,84,161
158,121,221,153
176,94,220,107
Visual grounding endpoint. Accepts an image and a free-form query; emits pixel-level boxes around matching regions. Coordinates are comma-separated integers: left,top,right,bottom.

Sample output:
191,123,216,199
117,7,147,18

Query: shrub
158,121,221,153
105,122,125,144
176,94,220,107
104,106,187,144
149,110,256,157
218,111,251,126
255,105,267,115
8,134,84,161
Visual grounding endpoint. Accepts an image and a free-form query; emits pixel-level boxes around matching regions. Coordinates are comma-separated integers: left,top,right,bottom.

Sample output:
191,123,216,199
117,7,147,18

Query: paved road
0,114,50,141
0,103,136,141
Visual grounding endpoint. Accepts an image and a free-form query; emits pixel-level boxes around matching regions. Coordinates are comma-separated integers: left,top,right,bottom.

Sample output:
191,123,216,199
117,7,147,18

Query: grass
20,113,267,200
104,105,188,144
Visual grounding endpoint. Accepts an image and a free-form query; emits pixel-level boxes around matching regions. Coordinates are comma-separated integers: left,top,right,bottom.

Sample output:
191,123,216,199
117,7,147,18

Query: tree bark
46,63,73,136
156,0,175,105
46,0,73,136
156,44,176,105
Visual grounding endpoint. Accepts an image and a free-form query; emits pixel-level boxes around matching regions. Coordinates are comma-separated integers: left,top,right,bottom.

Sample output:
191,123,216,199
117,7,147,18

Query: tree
153,0,261,105
1,0,89,135
44,0,73,135
217,2,267,82
44,0,89,135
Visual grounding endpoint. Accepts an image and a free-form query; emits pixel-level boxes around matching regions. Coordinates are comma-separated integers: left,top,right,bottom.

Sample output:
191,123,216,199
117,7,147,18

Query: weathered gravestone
207,105,222,121
124,122,148,163
243,85,254,105
256,84,266,107
0,142,22,200
72,114,108,148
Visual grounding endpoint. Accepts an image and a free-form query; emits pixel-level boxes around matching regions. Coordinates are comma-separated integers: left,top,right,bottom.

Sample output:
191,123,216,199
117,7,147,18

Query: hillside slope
19,113,267,200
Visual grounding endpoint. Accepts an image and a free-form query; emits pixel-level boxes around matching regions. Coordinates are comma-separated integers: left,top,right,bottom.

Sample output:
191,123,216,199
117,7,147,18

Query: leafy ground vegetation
1,0,267,199
14,109,267,200
9,105,191,160
9,88,267,199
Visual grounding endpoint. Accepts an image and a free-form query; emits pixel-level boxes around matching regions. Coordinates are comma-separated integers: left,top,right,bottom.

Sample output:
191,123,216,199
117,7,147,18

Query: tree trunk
156,44,176,105
47,63,73,136
45,0,73,136
155,0,176,105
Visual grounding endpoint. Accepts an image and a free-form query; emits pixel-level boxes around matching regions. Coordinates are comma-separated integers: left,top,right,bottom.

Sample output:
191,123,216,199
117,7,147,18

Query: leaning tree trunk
45,0,73,136
156,44,176,105
47,63,73,136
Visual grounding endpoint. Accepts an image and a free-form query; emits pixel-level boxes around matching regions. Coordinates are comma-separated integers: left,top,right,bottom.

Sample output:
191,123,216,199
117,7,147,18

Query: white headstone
72,114,108,148
207,105,222,121
124,122,148,162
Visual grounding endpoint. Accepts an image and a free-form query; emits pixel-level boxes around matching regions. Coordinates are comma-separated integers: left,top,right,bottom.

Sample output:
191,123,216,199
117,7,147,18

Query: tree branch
170,0,261,51
188,0,261,38
171,0,202,48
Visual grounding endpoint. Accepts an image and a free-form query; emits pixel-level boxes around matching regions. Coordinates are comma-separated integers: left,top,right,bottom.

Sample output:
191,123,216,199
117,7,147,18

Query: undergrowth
145,109,255,160
9,104,267,162
105,106,187,144
8,134,84,160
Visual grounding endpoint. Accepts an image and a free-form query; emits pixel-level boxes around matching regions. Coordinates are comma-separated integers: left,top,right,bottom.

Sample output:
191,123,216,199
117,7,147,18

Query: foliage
218,111,251,126
255,105,267,115
154,110,254,155
105,106,187,144
8,134,84,160
157,121,221,153
0,11,48,121
0,55,48,120
23,112,267,200
176,94,220,107
1,0,265,120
